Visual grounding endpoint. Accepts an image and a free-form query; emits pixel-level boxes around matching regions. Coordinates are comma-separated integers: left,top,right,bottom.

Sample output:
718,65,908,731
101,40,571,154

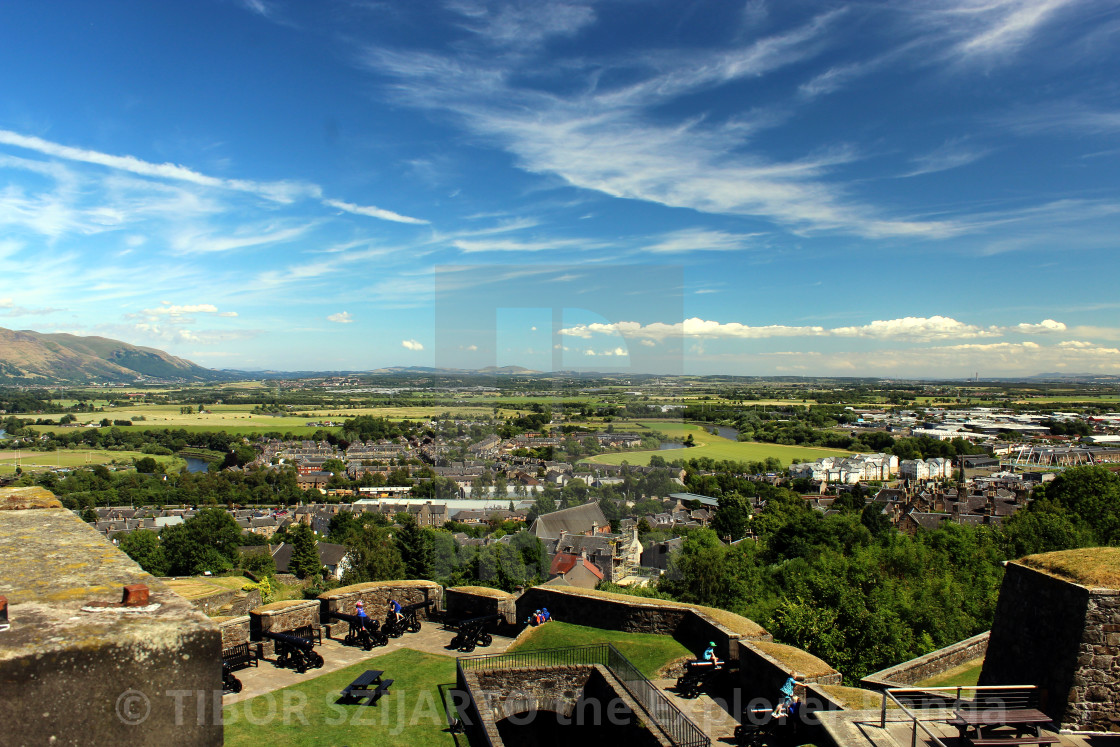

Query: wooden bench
292,624,322,647
341,669,393,706
968,737,1058,747
222,643,258,670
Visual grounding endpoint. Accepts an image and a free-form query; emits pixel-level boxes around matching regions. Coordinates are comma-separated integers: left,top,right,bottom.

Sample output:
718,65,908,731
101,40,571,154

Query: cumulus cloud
133,302,236,326
327,312,354,324
401,338,424,350
1012,319,1066,333
560,315,1078,343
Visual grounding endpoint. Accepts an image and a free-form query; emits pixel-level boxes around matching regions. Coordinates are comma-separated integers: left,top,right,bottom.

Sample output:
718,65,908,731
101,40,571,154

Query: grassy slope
914,659,984,688
509,621,691,678
0,449,184,475
584,420,852,467
223,648,457,747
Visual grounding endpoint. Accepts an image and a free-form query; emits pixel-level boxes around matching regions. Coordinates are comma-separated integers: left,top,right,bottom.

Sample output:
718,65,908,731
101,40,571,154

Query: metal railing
457,643,710,747
880,685,1045,747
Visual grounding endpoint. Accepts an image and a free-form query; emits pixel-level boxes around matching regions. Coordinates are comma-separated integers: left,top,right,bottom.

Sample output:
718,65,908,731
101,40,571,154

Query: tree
342,524,404,584
396,514,434,580
1036,465,1120,544
711,493,751,541
134,456,161,474
288,523,321,579
117,529,169,576
160,507,242,575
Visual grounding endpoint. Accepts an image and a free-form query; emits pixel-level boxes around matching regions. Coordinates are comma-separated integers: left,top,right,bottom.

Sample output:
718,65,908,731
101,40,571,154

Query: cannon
675,660,724,699
384,600,432,637
263,629,324,673
325,609,388,650
448,613,501,653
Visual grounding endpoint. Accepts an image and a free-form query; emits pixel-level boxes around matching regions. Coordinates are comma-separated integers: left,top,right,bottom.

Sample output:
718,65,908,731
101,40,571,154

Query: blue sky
1,0,1119,377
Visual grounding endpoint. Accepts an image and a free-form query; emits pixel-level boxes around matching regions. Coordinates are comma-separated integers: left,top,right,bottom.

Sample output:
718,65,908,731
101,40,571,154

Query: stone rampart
249,599,320,658
517,586,770,664
861,631,989,689
0,487,222,746
981,557,1120,731
317,580,442,635
739,640,842,702
216,615,251,649
444,586,517,624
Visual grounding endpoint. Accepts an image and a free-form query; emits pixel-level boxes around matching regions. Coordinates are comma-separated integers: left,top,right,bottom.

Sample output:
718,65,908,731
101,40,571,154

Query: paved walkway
224,621,518,705
818,709,1107,747
652,677,741,744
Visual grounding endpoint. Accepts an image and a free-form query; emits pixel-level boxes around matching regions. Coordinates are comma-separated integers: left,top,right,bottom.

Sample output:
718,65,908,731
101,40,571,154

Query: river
711,425,739,441
184,457,210,474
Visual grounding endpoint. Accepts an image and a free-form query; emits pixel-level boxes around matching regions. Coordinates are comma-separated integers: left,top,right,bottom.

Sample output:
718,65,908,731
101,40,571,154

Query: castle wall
980,561,1119,731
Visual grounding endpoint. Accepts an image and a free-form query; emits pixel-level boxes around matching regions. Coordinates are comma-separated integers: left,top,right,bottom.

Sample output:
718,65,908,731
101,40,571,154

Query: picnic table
340,669,394,706
950,708,1057,747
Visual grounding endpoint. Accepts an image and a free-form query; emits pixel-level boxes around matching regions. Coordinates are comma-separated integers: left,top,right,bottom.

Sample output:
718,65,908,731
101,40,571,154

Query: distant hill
0,327,230,385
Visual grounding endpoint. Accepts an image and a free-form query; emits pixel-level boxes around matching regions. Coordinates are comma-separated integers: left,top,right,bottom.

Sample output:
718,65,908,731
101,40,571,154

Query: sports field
0,449,185,475
584,421,851,467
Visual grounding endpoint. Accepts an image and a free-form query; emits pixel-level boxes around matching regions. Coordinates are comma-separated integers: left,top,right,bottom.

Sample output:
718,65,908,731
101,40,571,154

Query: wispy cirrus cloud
359,10,962,240
0,129,426,224
640,228,762,254
902,139,991,177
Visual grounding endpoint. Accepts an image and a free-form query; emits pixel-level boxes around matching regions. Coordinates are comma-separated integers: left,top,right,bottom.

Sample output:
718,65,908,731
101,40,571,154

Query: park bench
292,624,322,647
948,688,1055,747
221,643,257,694
448,613,501,653
340,669,394,706
263,629,325,673
325,609,388,650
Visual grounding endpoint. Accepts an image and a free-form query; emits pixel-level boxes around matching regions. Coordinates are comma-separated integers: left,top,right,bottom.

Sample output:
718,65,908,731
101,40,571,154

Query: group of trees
325,508,550,591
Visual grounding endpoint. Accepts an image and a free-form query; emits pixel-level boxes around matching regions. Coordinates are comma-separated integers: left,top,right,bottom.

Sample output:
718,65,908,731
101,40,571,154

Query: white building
789,453,899,484
899,457,953,480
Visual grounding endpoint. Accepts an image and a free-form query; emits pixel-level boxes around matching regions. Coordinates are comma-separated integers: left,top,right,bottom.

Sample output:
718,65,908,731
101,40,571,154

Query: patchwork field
584,421,851,467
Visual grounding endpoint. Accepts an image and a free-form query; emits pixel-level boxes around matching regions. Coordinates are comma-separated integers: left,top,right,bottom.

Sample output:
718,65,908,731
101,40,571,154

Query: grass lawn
914,659,984,688
509,621,691,678
0,448,184,475
223,648,458,747
584,421,851,467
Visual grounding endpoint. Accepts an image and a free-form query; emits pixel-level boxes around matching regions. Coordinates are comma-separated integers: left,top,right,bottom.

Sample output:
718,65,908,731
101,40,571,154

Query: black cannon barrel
461,613,502,624
327,610,364,626
402,600,433,612
264,630,315,651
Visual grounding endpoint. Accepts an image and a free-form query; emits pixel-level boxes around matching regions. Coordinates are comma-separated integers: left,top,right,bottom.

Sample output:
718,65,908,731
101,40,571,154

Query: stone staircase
652,677,741,743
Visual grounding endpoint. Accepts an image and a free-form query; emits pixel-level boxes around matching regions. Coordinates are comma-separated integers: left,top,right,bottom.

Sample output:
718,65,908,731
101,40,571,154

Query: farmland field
0,449,184,475
584,421,852,467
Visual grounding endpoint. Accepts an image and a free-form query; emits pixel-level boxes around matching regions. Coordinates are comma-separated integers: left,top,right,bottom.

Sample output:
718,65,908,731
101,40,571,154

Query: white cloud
1012,319,1066,333
452,237,592,253
641,228,762,254
902,139,991,177
401,338,424,350
328,312,354,324
561,315,1080,343
323,198,428,225
361,12,962,240
0,129,315,203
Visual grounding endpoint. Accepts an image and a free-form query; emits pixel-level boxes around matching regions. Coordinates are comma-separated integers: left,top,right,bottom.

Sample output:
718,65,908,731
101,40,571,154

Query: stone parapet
739,640,842,701
981,554,1120,731
517,586,770,665
862,631,989,689
444,586,517,625
249,599,320,658
317,580,442,625
0,489,221,746
216,615,251,649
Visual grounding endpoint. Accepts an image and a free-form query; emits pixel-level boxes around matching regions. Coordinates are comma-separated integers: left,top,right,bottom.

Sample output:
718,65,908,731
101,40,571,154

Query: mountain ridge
0,327,229,385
